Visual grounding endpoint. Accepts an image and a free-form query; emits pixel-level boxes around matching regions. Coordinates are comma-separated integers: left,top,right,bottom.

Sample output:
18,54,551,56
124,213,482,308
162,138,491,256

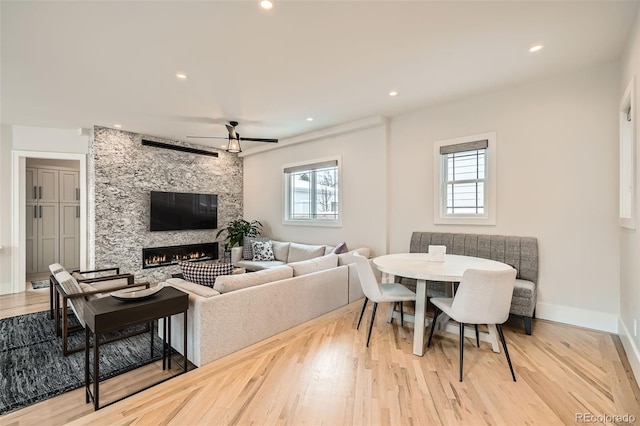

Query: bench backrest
409,232,538,284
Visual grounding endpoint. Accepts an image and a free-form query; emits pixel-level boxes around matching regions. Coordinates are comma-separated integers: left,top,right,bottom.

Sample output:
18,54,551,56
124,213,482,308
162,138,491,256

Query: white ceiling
2,1,638,151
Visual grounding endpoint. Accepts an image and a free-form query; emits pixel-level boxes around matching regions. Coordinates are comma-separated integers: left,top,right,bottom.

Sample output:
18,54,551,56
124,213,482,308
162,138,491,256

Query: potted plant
216,219,263,261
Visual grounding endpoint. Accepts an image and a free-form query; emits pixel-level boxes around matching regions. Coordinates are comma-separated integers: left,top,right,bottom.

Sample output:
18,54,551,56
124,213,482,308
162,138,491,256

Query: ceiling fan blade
186,136,229,140
239,137,279,143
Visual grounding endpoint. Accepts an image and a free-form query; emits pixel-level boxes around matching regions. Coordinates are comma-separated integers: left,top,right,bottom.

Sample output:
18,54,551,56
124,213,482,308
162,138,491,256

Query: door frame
11,150,87,293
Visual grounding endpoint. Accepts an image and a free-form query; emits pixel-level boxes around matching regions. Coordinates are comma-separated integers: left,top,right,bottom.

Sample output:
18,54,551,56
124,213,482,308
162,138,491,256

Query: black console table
83,286,188,410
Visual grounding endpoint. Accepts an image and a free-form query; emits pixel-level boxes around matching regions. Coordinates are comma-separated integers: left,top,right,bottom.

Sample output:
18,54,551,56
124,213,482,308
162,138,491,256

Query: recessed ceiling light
529,44,543,53
306,117,314,122
113,124,122,128
389,90,398,97
260,0,273,10
175,72,188,80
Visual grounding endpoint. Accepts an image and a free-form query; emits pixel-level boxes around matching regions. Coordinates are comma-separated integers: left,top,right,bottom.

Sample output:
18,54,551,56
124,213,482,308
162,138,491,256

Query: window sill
283,219,342,228
434,216,495,226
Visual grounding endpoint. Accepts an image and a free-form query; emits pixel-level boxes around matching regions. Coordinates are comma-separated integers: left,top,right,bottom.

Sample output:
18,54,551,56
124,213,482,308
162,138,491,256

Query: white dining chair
353,252,417,347
427,268,518,382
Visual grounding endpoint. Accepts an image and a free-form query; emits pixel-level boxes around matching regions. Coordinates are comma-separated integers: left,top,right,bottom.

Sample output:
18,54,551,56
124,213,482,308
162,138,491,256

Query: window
283,157,341,226
434,132,496,225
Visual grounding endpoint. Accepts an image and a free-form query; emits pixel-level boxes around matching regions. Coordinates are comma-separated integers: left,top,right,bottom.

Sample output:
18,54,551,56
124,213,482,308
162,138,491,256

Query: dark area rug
0,311,164,415
30,280,50,289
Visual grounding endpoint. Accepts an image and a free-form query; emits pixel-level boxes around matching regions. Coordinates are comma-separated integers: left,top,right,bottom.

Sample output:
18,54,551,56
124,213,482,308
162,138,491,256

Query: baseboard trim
618,318,640,385
536,302,618,333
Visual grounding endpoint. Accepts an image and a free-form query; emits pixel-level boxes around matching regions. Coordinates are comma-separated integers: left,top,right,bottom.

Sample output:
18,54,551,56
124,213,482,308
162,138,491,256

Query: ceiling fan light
260,0,273,10
226,138,242,153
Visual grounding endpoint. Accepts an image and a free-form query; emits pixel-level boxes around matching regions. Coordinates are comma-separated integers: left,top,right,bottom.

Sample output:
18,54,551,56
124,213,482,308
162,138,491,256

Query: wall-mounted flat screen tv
150,191,218,232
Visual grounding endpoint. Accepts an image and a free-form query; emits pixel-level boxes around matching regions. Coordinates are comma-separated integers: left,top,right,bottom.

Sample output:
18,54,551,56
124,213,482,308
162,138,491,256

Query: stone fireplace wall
88,126,243,282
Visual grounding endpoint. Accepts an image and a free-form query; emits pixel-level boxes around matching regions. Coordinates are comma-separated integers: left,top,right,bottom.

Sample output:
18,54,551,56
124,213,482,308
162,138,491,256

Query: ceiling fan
187,121,278,153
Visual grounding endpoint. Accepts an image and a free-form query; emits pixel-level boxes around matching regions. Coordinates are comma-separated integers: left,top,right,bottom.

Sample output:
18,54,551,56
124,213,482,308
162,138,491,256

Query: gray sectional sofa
231,240,335,271
163,246,370,367
406,232,538,335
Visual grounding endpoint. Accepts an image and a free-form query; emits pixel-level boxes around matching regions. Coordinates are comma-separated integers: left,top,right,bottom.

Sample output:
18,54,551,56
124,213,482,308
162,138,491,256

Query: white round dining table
373,253,513,356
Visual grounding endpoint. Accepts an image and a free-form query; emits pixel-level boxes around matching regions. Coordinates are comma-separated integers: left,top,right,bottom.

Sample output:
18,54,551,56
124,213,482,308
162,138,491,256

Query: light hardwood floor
1,285,639,425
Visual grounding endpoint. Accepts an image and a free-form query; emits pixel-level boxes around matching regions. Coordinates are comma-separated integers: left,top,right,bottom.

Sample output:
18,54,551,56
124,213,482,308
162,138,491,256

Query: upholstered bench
405,232,538,335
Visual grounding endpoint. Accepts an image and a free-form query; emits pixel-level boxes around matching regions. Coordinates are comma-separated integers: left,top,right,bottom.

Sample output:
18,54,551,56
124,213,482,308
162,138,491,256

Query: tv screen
150,191,218,232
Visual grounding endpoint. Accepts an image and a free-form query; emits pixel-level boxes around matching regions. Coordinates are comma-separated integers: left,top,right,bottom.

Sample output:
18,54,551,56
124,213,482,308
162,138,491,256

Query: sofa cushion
252,241,275,261
243,237,270,260
331,242,349,254
235,260,287,271
337,247,372,266
288,254,339,277
287,243,326,263
214,265,293,293
179,261,234,288
167,278,220,298
271,240,290,262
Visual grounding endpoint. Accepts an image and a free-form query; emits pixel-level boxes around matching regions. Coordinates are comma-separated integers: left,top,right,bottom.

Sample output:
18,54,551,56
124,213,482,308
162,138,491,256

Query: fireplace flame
144,251,211,266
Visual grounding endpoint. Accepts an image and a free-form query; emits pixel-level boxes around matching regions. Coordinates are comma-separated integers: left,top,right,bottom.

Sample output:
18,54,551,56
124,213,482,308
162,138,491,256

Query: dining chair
427,268,518,382
353,252,417,347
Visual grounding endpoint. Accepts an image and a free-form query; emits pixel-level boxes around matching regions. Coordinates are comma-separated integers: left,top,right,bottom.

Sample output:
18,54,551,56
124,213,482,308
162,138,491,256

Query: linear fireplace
142,242,218,269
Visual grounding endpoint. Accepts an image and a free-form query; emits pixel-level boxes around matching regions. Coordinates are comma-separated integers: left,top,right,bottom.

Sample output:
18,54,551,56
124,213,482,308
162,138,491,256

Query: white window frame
283,155,342,227
619,76,636,229
433,132,496,226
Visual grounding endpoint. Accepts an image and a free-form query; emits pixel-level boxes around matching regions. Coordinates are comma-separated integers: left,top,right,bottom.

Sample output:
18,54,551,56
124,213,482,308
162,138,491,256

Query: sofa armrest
231,246,244,264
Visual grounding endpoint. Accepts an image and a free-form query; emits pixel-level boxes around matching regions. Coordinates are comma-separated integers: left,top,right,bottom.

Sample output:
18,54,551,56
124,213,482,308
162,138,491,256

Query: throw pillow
179,261,234,288
331,242,349,254
243,236,271,260
252,241,275,261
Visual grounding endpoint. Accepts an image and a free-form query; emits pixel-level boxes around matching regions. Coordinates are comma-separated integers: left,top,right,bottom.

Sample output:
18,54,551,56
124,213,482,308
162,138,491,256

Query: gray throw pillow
243,237,270,260
331,242,349,254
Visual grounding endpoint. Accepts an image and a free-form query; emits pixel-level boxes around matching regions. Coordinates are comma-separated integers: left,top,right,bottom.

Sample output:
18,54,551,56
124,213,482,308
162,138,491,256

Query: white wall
0,125,14,291
0,125,89,294
243,122,388,257
245,62,621,333
619,5,640,384
388,62,621,332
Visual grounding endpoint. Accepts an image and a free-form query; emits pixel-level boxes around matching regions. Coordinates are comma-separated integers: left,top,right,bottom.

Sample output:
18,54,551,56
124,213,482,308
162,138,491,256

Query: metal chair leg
356,297,368,330
400,301,404,326
427,308,440,347
366,303,378,347
475,324,480,347
497,324,517,382
459,322,465,382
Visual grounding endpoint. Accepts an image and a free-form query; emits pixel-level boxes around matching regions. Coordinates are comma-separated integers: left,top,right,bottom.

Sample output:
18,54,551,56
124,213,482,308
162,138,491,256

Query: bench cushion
409,232,538,318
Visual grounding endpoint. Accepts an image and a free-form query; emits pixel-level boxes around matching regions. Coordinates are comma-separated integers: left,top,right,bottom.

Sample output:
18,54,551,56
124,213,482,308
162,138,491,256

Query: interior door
59,203,80,270
26,202,38,274
37,202,59,272
37,168,59,203
59,171,79,203
26,168,37,203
